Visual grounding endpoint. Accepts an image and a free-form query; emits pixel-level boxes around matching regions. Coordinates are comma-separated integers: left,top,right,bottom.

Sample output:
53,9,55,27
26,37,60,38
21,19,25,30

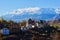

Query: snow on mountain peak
55,8,60,14
9,7,40,15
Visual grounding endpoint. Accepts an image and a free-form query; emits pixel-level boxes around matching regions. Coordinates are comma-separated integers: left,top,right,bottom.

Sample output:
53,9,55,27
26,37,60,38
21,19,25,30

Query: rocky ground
0,27,60,40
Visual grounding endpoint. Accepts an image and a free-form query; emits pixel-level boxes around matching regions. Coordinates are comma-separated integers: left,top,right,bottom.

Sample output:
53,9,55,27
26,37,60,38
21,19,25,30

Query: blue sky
0,0,60,16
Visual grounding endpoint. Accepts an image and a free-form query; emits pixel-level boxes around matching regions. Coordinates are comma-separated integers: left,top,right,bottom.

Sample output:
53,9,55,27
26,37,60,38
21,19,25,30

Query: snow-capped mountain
0,8,60,22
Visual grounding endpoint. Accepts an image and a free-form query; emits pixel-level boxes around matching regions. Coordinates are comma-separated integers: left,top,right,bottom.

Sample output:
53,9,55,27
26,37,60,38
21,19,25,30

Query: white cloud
55,8,60,14
9,7,40,14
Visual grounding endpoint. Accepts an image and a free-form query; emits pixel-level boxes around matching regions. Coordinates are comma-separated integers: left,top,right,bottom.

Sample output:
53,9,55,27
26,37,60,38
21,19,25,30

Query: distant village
0,17,60,31
0,17,60,40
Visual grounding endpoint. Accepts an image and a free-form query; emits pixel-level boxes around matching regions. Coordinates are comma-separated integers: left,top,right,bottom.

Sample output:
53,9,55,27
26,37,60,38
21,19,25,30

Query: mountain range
0,8,60,22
